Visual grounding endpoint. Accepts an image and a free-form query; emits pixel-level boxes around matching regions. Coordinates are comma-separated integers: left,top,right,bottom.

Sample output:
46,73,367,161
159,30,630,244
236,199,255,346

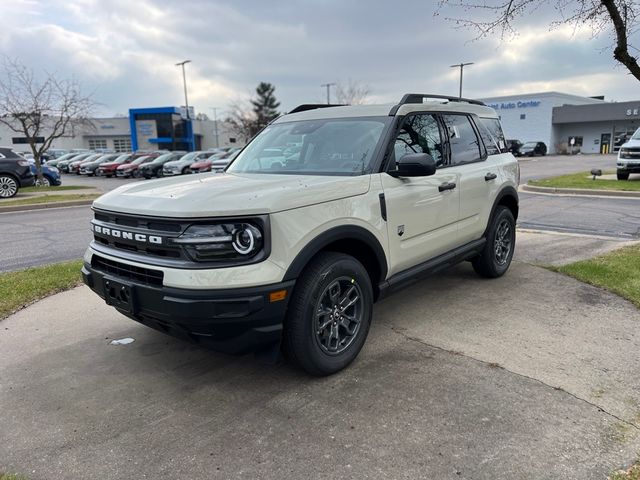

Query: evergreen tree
250,82,280,135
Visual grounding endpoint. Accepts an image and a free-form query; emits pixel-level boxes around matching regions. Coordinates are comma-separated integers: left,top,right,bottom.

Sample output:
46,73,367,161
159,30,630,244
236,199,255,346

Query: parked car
162,151,216,176
82,93,519,375
519,141,547,157
30,163,62,186
68,153,106,174
137,151,186,179
506,139,523,157
616,127,640,180
96,155,137,177
58,152,94,173
191,150,241,173
116,155,158,178
0,146,35,198
47,149,69,159
78,153,122,176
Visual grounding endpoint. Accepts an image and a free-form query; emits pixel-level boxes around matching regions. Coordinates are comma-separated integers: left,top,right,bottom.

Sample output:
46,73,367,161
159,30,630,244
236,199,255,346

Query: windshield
227,118,389,175
151,153,176,164
132,156,151,165
83,154,102,162
178,151,201,162
523,142,538,147
632,128,640,140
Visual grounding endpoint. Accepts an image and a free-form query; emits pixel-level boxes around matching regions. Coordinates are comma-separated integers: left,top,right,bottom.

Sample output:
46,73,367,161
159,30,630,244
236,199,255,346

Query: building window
229,137,237,144
568,136,583,147
520,114,526,120
113,138,132,152
88,139,107,150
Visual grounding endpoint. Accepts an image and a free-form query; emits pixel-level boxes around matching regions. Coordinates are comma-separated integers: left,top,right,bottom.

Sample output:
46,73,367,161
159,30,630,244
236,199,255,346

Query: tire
472,206,516,278
106,174,112,178
283,252,373,376
182,167,190,175
617,171,630,181
35,176,51,187
0,174,19,198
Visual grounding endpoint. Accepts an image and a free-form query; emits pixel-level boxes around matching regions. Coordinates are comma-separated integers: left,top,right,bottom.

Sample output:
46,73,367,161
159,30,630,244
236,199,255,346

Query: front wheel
472,206,516,278
617,171,630,181
35,176,51,187
283,252,373,376
0,174,19,198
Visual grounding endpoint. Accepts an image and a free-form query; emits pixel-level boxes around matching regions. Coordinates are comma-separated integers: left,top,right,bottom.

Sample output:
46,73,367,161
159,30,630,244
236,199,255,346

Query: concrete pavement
2,233,640,479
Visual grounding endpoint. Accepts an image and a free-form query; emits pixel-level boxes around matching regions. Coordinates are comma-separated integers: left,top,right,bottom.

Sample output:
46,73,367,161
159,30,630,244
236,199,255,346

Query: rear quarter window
479,117,508,153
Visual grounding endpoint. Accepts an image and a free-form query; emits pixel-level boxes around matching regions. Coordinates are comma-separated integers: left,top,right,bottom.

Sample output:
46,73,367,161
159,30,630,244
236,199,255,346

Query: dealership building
1,106,240,154
480,92,640,154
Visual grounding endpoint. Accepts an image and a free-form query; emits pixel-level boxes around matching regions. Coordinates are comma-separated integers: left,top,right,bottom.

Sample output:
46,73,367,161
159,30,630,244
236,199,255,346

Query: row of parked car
48,148,241,179
505,140,548,157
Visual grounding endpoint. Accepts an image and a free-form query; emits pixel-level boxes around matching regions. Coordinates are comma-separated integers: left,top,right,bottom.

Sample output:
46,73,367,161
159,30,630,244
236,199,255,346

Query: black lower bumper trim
82,263,295,354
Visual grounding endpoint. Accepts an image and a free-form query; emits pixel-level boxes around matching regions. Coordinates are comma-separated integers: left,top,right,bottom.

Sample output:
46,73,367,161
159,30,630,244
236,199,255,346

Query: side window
479,117,507,153
477,122,501,156
393,114,444,167
441,114,482,165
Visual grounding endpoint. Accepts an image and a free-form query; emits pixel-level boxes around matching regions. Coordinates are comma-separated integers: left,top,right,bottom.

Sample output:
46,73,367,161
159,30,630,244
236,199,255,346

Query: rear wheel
472,206,516,278
617,171,630,181
0,174,18,198
35,176,51,187
183,167,191,175
283,252,373,376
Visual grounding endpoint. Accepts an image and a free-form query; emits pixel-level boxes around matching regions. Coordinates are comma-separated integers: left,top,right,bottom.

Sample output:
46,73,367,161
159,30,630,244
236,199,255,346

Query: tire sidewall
291,256,373,374
489,207,516,276
0,174,18,198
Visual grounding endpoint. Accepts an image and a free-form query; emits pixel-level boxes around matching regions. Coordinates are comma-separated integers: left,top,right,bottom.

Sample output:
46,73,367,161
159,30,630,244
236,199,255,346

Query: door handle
438,182,456,192
484,173,497,181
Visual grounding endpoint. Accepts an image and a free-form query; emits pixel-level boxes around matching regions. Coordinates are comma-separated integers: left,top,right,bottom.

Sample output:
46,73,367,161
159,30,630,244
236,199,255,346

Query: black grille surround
91,255,164,286
90,209,271,269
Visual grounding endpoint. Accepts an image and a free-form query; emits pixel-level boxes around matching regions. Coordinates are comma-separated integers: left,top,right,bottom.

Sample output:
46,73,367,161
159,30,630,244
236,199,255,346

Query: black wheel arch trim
485,186,519,235
282,225,388,285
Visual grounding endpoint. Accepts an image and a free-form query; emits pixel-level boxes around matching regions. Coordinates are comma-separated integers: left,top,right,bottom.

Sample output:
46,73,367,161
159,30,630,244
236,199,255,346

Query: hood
622,138,640,149
93,172,371,217
164,160,189,168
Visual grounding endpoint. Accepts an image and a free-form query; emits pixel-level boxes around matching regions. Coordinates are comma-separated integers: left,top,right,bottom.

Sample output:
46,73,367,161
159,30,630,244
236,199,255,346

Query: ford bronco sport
82,94,519,375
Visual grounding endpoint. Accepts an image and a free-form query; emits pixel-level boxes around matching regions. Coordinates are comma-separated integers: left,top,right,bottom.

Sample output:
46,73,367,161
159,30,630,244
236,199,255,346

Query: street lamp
449,62,474,99
175,60,191,119
321,83,336,104
210,107,219,149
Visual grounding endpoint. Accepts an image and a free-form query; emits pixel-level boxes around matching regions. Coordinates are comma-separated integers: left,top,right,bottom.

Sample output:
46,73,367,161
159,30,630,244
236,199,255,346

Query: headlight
172,222,264,262
49,167,59,173
619,148,630,159
17,160,30,167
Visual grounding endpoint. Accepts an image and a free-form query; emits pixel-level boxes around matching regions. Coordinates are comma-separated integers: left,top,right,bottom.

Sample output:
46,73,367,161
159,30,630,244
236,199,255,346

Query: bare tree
0,57,95,183
436,0,640,82
335,79,372,105
225,99,257,143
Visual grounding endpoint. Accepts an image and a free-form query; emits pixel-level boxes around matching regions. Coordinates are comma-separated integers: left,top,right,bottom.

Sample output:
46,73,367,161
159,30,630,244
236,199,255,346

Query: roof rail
398,93,486,106
288,104,347,114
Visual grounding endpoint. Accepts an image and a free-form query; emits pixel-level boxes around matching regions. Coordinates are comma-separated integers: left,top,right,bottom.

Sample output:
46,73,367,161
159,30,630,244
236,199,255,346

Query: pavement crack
384,323,640,432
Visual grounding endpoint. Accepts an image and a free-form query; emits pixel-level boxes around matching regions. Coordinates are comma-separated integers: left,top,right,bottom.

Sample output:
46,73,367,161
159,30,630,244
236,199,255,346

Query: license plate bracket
103,277,136,314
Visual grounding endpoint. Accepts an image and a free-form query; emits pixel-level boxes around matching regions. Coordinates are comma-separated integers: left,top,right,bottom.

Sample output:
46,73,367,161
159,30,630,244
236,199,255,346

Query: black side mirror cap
388,153,437,178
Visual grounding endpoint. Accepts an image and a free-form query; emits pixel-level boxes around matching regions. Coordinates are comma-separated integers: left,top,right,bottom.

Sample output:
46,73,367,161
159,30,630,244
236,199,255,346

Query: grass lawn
610,463,640,480
0,474,29,480
0,193,100,207
21,185,95,192
0,260,83,319
551,244,640,308
528,171,640,191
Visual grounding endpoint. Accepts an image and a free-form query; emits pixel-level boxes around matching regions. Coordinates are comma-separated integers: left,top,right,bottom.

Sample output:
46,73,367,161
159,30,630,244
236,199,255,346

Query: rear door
380,113,460,276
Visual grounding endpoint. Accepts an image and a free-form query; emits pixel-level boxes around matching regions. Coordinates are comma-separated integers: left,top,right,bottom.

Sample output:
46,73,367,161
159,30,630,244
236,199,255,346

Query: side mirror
388,153,436,178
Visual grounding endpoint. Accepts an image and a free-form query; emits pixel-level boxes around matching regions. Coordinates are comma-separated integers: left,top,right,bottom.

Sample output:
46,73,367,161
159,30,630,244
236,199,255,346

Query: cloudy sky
1,0,638,116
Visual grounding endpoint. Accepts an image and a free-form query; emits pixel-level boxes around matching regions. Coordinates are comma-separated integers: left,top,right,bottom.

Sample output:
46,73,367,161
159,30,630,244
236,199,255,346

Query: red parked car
115,154,157,178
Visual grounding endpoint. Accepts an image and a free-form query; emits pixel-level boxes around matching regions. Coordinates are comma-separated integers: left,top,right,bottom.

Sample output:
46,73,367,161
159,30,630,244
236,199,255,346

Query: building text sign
487,100,541,110
626,108,640,116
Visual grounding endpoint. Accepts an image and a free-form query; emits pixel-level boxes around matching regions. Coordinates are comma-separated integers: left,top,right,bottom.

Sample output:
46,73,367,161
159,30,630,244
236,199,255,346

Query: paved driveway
2,244,639,479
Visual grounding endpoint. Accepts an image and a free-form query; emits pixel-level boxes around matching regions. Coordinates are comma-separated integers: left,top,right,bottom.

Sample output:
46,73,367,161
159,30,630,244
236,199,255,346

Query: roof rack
398,93,485,106
288,104,347,114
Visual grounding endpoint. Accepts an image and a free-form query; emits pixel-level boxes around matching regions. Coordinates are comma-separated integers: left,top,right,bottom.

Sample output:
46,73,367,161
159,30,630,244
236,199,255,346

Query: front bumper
82,261,295,354
617,160,640,173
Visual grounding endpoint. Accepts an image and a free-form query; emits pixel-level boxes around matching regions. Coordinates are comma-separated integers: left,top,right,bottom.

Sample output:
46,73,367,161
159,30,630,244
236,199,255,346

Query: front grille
92,255,164,286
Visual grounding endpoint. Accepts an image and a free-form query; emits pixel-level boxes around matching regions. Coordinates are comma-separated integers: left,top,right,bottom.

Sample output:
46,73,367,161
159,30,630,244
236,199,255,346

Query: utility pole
175,60,192,118
210,107,220,149
321,83,336,104
449,62,474,99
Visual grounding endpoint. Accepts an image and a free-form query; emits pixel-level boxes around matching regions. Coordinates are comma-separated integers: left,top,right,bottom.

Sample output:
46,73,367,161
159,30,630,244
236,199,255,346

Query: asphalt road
1,154,637,272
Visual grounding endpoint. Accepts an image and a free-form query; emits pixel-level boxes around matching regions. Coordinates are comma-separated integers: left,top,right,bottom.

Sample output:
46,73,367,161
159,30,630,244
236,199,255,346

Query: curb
0,199,95,213
522,184,640,198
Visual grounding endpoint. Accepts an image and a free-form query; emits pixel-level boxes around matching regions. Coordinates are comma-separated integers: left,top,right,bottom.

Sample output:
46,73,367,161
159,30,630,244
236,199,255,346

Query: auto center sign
486,100,541,110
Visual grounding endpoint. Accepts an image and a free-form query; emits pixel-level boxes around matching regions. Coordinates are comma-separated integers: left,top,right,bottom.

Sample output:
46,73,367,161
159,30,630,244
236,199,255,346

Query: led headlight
619,148,631,159
172,222,263,262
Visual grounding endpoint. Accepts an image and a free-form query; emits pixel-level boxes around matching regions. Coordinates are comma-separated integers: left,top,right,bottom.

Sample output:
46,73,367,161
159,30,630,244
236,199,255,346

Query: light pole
210,107,219,149
450,62,474,99
321,83,336,104
175,60,191,118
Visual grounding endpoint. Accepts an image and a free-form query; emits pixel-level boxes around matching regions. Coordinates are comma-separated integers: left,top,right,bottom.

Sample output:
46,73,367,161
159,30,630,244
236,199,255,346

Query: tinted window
479,117,507,153
477,123,500,156
441,115,482,165
394,114,444,167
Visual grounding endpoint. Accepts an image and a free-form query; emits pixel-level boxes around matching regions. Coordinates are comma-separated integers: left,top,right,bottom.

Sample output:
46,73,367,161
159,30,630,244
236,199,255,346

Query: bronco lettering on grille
93,225,162,245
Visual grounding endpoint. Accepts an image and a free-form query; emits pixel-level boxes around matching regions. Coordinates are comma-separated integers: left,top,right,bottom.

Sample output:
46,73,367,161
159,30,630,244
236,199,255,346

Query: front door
380,113,460,277
601,133,611,154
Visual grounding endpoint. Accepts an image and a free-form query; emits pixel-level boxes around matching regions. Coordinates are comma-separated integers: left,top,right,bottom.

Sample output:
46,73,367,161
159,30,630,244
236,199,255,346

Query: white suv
82,94,519,375
616,127,640,180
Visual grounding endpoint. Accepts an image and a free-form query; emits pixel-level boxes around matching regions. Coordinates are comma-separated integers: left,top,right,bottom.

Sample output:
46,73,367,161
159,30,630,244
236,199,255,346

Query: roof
274,101,498,123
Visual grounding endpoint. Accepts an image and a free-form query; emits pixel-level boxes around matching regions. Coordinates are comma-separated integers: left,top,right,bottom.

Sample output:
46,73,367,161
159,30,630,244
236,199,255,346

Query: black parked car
137,151,186,179
520,141,547,157
0,147,35,198
506,139,523,156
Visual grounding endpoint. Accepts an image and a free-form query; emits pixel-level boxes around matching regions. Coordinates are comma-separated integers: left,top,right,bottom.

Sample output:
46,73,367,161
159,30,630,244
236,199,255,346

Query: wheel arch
492,186,519,221
283,226,388,301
